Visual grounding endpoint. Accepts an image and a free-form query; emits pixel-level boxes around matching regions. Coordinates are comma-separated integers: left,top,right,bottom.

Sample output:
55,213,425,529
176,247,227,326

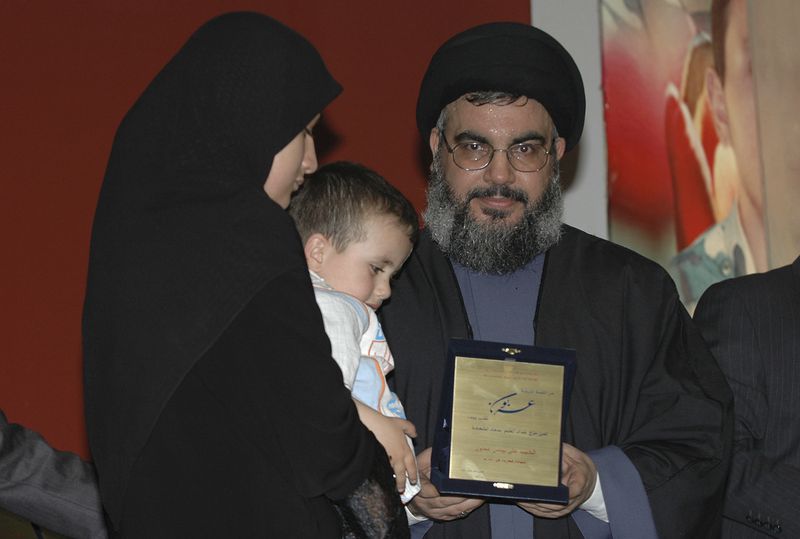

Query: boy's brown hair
289,161,419,250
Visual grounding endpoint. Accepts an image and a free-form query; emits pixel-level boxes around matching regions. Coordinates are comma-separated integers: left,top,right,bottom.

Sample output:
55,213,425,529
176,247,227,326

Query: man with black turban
380,22,733,538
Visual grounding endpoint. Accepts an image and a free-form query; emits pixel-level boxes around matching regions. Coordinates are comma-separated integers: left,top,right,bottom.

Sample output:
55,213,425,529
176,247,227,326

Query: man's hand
407,447,485,521
517,443,597,519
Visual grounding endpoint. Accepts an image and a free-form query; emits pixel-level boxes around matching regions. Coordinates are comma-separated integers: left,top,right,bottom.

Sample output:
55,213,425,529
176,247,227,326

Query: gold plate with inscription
449,356,563,487
430,339,575,503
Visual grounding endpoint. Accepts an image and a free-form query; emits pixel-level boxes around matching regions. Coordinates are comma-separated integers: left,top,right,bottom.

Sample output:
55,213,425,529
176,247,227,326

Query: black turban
416,21,585,151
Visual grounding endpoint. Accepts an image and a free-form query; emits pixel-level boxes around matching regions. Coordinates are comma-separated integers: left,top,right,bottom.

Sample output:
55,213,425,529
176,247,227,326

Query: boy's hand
375,415,419,493
353,399,418,493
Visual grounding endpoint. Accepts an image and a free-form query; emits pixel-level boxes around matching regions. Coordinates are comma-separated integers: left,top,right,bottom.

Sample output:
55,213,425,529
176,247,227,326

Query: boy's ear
303,233,329,271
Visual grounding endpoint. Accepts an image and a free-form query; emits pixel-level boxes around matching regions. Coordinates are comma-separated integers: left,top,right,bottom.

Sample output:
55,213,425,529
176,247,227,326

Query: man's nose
483,149,514,184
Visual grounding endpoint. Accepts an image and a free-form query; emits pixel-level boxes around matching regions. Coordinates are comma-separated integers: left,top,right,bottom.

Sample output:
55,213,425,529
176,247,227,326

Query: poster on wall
748,0,800,273
600,0,797,313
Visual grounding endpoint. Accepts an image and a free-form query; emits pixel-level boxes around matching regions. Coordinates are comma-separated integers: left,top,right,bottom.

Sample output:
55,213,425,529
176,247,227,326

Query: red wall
0,1,530,458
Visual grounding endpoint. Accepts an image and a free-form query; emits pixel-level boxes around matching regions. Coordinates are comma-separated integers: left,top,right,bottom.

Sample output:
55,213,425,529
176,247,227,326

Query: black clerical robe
380,225,733,538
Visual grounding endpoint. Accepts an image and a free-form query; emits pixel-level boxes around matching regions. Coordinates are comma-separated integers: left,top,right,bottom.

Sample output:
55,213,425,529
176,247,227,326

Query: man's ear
554,136,567,161
429,128,441,157
303,233,330,272
706,66,731,145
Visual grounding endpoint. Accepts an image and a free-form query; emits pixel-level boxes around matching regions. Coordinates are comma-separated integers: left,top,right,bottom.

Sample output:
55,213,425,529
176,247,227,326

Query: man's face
723,0,761,213
423,96,567,274
709,0,762,214
429,97,566,227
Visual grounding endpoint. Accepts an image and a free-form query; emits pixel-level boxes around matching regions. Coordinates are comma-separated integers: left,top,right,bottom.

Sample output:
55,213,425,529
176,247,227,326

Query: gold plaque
430,339,575,503
450,356,563,487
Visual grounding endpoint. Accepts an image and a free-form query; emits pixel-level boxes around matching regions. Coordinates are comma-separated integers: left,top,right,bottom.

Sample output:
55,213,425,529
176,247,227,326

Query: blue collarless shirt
453,254,544,539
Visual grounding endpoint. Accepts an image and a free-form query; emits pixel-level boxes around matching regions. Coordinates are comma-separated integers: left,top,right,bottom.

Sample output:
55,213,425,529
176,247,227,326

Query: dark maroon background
0,1,530,458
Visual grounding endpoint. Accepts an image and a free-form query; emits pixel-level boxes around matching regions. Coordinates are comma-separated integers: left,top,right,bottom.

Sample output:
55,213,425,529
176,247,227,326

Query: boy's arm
314,290,365,388
353,399,418,493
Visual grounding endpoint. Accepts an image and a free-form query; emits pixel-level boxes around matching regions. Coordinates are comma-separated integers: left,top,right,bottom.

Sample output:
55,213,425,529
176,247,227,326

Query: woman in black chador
82,13,405,538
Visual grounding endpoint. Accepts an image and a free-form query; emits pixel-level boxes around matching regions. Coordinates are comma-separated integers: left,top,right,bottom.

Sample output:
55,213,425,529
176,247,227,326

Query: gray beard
423,151,563,274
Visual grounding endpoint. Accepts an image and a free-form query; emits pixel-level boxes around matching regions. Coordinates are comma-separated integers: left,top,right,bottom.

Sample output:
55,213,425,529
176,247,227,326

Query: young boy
289,161,421,505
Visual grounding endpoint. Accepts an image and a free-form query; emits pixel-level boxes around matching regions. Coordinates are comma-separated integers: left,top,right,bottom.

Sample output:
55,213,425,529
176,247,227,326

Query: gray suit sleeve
0,410,108,539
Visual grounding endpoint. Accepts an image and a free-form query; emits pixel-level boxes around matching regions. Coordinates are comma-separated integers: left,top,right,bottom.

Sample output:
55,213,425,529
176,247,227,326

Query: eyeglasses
441,136,553,173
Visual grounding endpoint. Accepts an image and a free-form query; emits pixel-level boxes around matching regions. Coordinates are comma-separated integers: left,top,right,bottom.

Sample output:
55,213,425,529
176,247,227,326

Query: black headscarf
82,12,342,521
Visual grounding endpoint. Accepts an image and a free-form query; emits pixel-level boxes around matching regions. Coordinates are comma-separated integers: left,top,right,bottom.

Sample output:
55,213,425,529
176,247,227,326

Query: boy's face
306,214,413,310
